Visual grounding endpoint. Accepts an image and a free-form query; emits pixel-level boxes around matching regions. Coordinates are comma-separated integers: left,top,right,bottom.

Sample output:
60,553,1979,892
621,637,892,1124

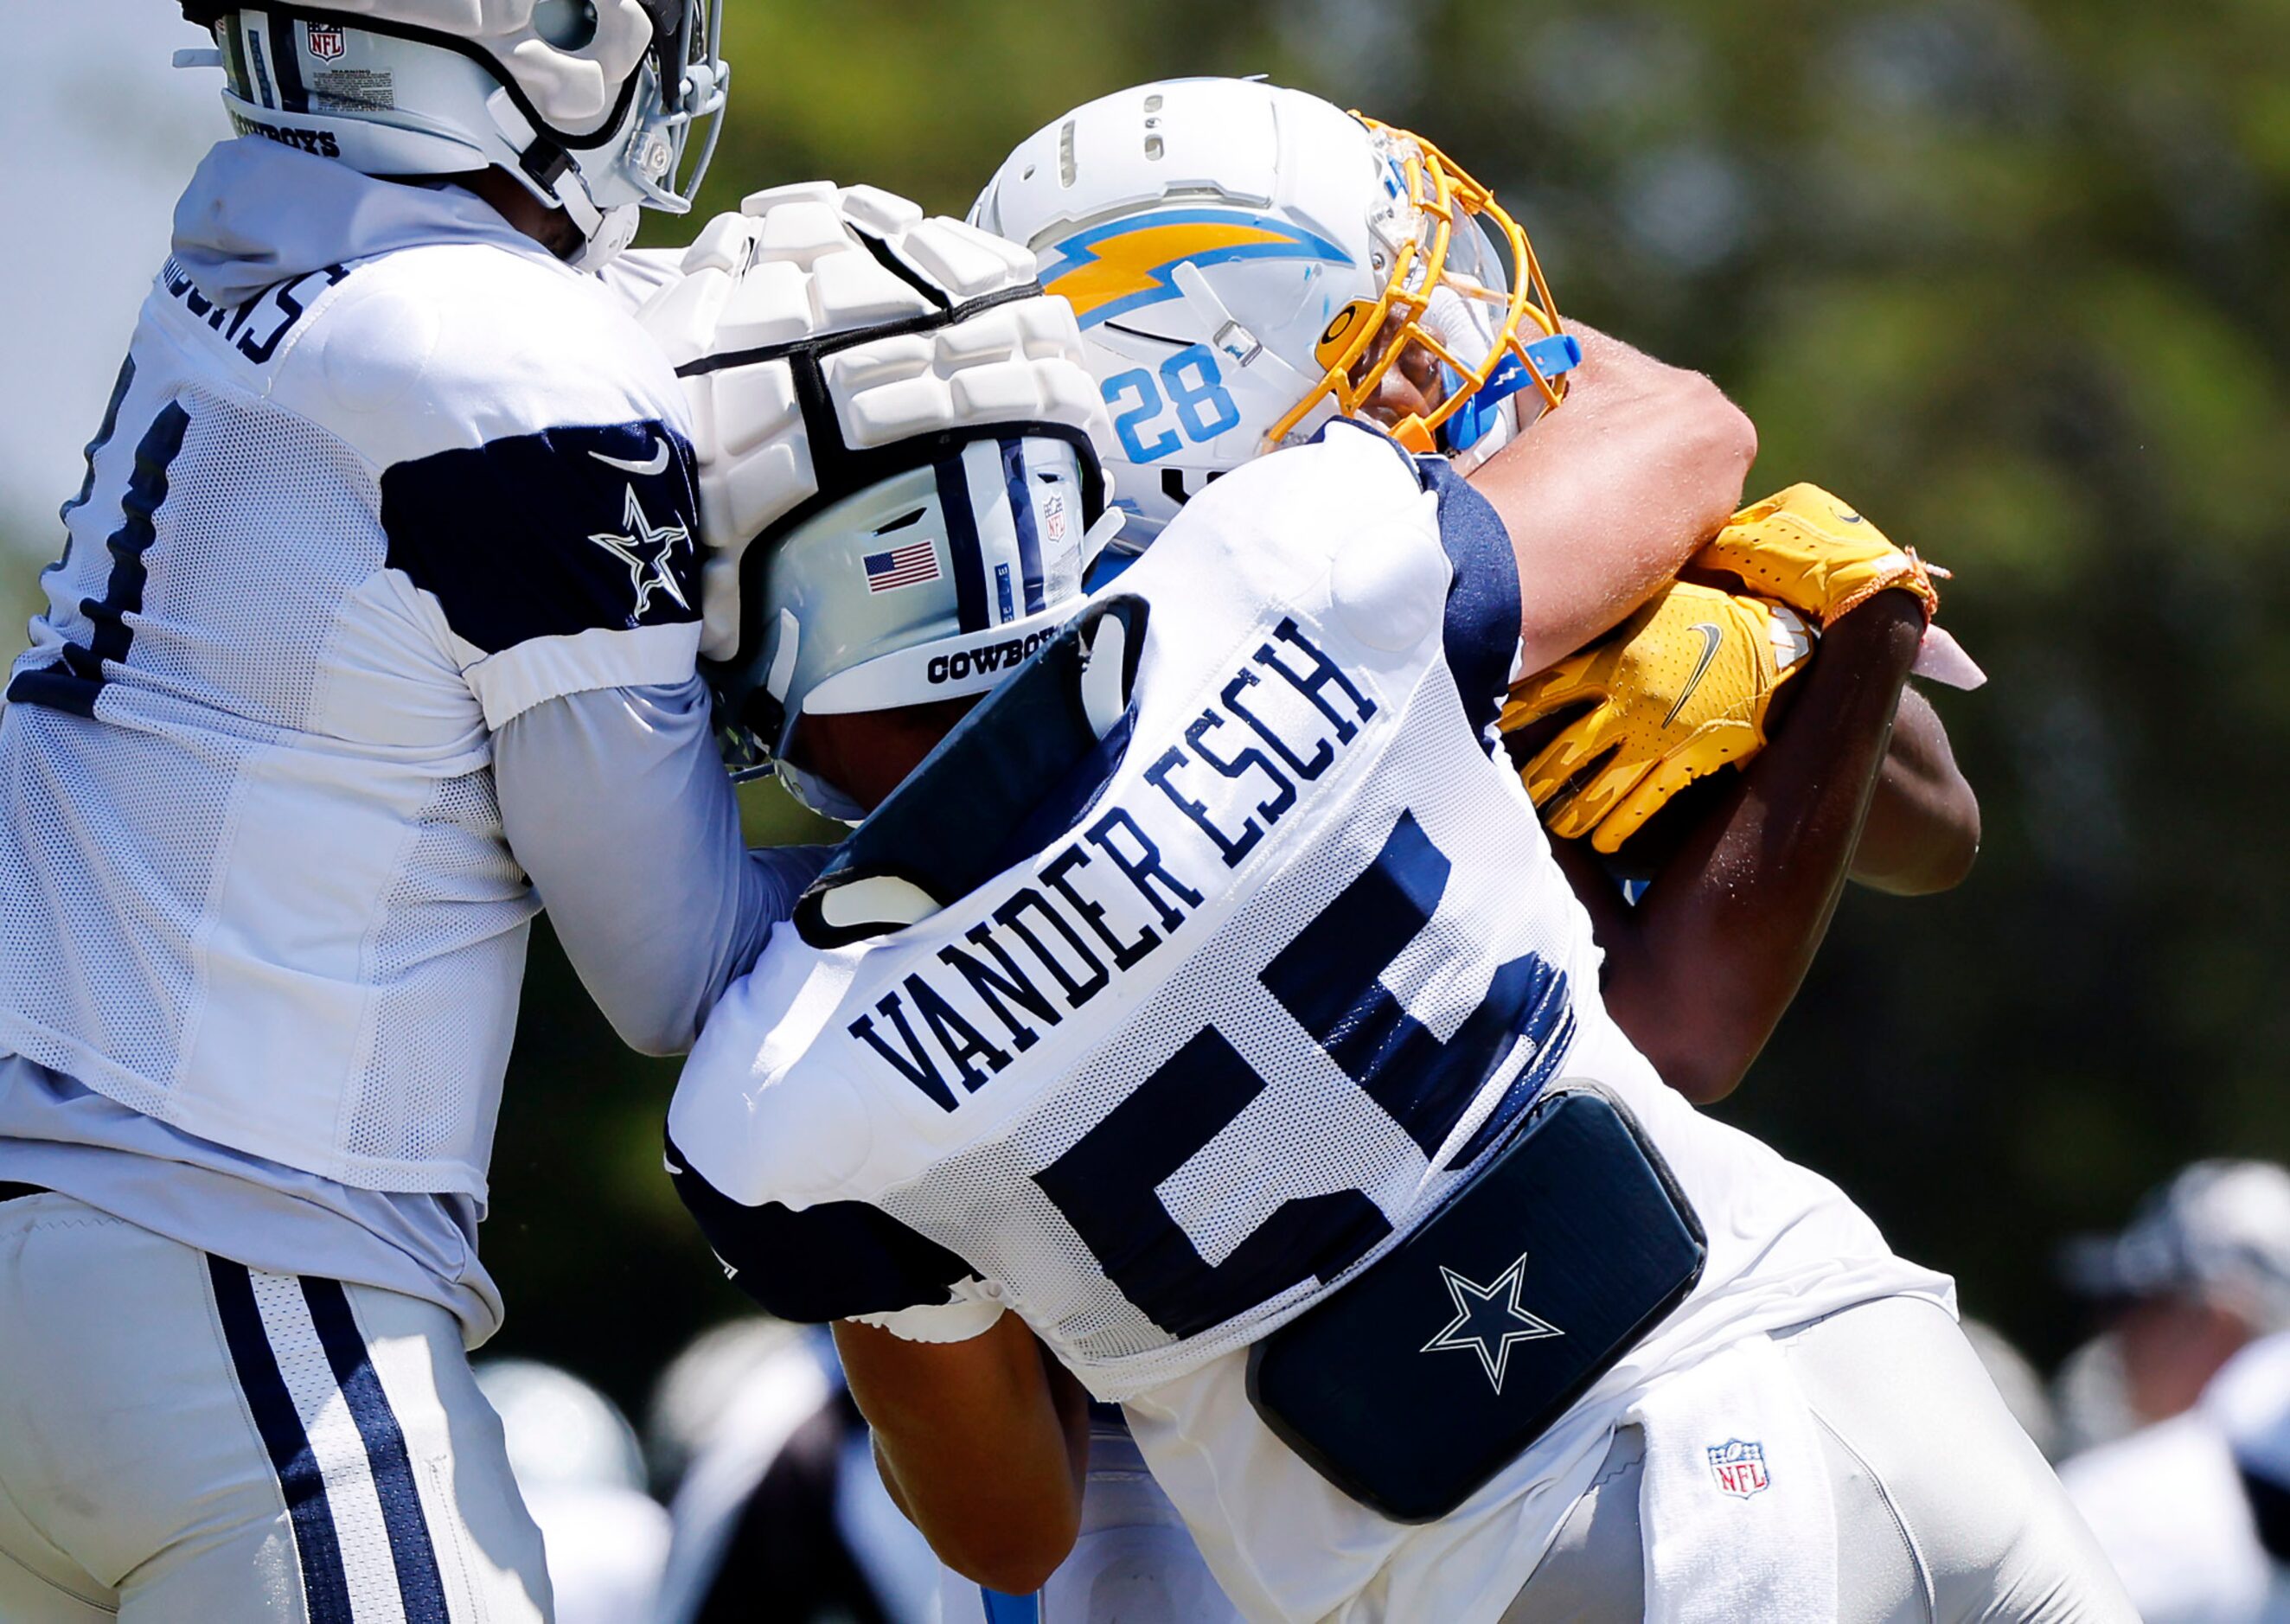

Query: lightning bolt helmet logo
1038,209,1354,329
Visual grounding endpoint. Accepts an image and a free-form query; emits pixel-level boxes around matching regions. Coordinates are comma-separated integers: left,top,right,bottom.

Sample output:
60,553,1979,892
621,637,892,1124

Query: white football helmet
638,183,1119,820
176,1,728,266
973,78,1578,549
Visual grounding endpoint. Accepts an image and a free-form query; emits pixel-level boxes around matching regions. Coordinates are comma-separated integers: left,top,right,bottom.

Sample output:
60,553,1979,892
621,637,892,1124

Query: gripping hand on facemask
1691,483,1942,629
1505,581,1815,854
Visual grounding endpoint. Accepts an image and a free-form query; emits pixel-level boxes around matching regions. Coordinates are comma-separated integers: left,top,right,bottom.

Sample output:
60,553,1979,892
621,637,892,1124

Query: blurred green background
12,0,2290,1416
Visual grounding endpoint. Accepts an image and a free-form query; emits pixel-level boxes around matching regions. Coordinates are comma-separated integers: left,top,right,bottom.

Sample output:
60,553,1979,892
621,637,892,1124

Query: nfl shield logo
306,22,347,61
1706,1438,1771,1499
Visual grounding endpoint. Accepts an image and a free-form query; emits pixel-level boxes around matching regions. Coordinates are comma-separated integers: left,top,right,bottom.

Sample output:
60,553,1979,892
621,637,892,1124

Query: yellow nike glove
1692,483,1942,629
1504,580,1815,854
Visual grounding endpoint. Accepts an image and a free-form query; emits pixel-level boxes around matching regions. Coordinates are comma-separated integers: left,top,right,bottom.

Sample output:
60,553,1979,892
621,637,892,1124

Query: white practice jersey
0,173,704,1202
670,421,1950,1622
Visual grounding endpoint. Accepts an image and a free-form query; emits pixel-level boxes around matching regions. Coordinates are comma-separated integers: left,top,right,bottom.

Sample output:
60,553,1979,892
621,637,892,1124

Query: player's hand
1692,483,1941,629
1504,581,1814,854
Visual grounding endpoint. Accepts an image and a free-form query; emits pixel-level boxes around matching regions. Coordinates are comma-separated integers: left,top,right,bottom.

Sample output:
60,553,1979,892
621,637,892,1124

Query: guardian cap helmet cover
637,182,1118,818
178,0,729,265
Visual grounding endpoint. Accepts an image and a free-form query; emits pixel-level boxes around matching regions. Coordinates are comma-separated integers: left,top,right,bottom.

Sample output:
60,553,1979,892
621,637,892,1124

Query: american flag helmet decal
863,540,944,593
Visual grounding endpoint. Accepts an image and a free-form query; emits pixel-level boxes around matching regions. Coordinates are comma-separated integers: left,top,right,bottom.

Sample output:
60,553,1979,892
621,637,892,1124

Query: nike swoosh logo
1664,623,1726,728
592,438,672,478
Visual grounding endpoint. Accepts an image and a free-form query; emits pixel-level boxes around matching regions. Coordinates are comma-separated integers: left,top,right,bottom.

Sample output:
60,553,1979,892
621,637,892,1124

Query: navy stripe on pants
209,1257,356,1624
304,1277,451,1621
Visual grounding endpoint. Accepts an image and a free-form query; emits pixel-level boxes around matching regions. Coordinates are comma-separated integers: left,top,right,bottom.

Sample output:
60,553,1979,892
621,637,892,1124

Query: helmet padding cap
182,1,728,265
637,182,1119,815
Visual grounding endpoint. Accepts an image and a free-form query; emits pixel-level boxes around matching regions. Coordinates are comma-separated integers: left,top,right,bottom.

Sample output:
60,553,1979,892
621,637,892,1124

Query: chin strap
483,86,639,269
568,204,642,270
1078,508,1129,576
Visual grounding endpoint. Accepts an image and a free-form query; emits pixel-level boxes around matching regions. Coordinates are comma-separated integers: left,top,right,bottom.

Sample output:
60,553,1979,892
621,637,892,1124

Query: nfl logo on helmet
1707,1439,1771,1499
306,22,346,61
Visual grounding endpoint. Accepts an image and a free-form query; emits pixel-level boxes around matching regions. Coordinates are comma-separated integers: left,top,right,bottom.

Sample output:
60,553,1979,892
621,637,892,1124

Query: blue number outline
1161,344,1243,443
1104,368,1183,464
1102,348,1245,465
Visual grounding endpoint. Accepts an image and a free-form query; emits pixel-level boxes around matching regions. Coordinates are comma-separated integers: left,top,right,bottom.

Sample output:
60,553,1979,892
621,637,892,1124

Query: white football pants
943,1297,2133,1624
1505,1295,2138,1622
0,1192,552,1621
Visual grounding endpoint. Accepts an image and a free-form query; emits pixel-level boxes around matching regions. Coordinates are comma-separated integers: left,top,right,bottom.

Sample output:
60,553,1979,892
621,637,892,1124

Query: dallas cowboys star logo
1420,1252,1563,1395
589,485,692,624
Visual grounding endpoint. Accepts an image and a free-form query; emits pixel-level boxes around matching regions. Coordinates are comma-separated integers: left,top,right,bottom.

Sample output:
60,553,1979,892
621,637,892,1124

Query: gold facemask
1269,118,1570,457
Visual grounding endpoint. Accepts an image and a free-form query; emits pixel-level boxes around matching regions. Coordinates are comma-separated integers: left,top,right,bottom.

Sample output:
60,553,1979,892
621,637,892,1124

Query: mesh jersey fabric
673,421,1954,1621
0,677,828,1346
0,175,702,1202
663,416,1660,1371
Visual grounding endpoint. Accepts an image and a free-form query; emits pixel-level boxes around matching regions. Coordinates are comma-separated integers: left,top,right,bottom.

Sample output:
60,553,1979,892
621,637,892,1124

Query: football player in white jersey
0,7,844,1621
971,78,1982,913
930,80,1988,1623
655,189,2131,1621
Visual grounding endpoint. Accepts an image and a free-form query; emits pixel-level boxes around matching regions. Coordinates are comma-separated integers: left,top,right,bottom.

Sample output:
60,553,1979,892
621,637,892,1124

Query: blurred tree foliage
18,0,2290,1412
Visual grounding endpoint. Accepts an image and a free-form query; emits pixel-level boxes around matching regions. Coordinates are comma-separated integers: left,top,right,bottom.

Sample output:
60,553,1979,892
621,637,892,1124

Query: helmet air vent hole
1059,121,1078,188
1144,93,1165,113
532,0,599,49
1146,135,1166,161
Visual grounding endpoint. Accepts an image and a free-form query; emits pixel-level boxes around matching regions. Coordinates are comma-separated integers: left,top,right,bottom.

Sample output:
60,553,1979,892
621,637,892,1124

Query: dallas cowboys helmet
973,77,1579,550
175,1,729,266
638,182,1119,820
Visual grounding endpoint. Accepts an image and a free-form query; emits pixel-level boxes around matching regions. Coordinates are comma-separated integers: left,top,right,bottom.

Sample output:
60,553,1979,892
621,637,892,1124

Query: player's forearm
835,1315,1086,1595
1598,594,1924,1103
1851,687,1980,895
496,680,830,1055
1471,323,1758,675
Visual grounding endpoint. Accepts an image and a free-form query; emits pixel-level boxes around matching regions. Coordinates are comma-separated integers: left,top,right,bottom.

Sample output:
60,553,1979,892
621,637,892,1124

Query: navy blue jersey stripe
2243,1467,2290,1563
4,665,98,717
668,1129,973,1321
379,419,702,655
301,1278,451,1622
84,403,192,668
937,454,991,635
8,400,190,718
1001,439,1047,616
208,1259,356,1624
1414,455,1521,739
1301,419,1522,735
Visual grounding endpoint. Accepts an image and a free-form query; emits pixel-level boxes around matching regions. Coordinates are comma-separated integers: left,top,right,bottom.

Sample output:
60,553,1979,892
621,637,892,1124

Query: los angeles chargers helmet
973,78,1578,550
175,1,729,266
638,182,1119,819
